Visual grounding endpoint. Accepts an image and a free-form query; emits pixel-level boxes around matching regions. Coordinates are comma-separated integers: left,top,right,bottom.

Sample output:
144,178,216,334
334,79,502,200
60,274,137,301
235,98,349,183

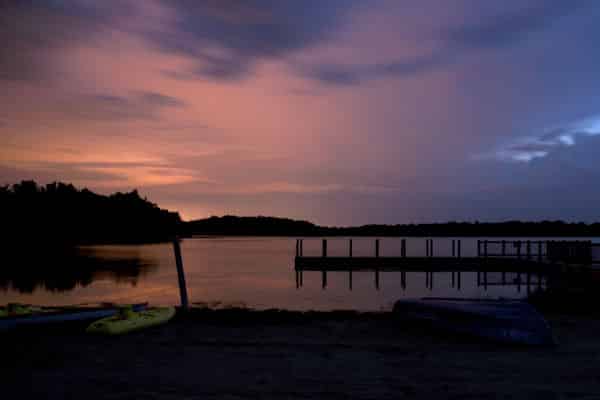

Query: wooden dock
293,238,597,290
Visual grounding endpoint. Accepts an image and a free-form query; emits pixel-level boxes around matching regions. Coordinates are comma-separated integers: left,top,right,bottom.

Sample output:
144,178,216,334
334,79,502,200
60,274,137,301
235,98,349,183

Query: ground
4,309,600,399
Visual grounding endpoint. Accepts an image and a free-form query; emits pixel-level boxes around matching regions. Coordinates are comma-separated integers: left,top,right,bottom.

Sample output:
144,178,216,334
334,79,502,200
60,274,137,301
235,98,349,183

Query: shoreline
4,308,600,399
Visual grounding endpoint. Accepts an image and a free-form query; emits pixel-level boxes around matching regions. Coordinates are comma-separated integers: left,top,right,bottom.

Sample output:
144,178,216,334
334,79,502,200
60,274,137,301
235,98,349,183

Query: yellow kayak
86,306,175,335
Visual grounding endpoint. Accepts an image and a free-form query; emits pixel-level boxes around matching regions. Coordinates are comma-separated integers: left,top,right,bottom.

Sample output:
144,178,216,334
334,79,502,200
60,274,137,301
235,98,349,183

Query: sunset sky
1,0,600,225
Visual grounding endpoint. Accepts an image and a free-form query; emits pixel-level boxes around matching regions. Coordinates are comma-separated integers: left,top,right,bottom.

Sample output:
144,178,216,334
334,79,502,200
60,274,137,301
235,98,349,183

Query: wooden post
517,241,522,259
502,240,506,256
296,239,299,257
299,239,303,256
527,240,531,260
430,272,434,290
375,239,380,257
537,241,542,263
457,271,461,290
349,270,353,291
322,239,327,257
401,271,406,289
477,240,481,257
457,240,461,259
322,271,327,289
484,240,488,258
172,238,189,310
401,239,406,257
375,269,380,290
452,271,455,288
452,240,456,257
349,239,353,257
425,271,429,288
300,270,303,287
296,270,299,289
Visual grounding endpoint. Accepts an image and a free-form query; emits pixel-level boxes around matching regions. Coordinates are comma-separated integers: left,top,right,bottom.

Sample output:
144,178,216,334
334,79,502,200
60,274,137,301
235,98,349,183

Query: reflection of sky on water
0,237,590,310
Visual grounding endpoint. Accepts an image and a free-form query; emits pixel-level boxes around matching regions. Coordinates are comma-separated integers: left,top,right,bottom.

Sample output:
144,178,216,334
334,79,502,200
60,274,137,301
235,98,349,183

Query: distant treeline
0,181,181,244
184,215,600,237
3,181,600,245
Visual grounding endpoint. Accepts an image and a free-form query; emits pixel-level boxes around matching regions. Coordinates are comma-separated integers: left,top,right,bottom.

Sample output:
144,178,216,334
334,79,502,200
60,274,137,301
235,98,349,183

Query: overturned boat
393,298,555,346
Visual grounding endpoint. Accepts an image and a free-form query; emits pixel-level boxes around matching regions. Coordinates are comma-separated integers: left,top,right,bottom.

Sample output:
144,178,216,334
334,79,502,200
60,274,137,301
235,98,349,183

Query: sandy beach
4,308,600,399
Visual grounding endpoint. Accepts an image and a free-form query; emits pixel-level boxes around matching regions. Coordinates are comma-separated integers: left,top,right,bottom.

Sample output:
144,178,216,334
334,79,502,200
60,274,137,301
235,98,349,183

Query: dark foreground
4,308,600,399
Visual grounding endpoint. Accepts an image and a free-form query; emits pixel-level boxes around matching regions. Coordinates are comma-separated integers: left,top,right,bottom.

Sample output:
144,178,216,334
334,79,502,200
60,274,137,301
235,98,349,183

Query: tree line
0,180,181,245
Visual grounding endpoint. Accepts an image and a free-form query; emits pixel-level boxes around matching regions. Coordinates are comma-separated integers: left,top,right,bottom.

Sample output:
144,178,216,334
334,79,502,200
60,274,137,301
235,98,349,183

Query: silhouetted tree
0,180,181,244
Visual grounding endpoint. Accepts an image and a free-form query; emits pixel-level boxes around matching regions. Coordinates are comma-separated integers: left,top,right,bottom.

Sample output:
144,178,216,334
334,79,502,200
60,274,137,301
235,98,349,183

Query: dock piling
172,238,189,310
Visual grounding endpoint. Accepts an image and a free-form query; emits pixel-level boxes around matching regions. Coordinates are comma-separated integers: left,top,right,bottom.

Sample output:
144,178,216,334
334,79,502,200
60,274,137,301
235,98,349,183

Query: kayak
86,306,176,335
0,303,48,317
393,298,555,346
0,303,147,331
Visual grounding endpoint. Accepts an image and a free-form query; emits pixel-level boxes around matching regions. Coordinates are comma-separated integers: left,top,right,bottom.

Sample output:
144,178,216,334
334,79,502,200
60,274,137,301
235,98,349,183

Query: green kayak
0,303,45,317
86,306,175,335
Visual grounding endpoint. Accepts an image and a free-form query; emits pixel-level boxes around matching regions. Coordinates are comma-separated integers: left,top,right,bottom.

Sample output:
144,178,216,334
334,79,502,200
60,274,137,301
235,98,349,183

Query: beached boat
393,298,555,346
86,306,176,335
0,303,147,331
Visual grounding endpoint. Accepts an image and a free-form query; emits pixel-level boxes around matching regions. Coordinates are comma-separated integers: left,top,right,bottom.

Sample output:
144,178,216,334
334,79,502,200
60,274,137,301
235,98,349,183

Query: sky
1,0,600,225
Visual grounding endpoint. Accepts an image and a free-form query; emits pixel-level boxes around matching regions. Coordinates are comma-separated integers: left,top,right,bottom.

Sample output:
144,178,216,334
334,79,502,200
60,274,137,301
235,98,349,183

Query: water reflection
0,245,158,293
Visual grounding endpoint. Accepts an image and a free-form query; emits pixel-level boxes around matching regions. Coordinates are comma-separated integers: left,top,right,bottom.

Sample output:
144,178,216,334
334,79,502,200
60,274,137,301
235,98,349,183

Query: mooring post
300,239,303,256
401,239,406,257
401,271,406,289
322,239,328,257
296,270,299,289
295,239,299,257
452,271,455,288
457,240,461,258
349,239,353,257
349,270,353,290
477,240,481,257
172,238,189,310
375,239,380,257
322,271,327,289
452,240,456,257
457,271,461,290
375,269,380,290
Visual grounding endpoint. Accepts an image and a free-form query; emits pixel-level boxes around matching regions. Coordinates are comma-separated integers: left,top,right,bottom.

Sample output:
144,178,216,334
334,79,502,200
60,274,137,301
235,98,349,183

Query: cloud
482,114,600,162
303,0,591,85
0,1,133,82
62,91,185,122
151,0,357,80
445,1,589,49
301,53,452,85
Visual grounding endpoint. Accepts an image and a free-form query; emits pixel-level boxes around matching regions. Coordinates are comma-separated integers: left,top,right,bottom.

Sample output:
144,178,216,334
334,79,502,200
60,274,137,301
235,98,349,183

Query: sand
3,308,600,399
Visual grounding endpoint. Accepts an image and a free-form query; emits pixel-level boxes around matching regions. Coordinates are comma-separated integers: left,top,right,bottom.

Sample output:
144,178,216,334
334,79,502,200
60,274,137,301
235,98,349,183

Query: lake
1,237,597,311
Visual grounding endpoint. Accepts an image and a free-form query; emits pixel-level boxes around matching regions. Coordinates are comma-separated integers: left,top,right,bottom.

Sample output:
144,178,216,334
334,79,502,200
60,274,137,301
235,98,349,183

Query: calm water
1,237,597,311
